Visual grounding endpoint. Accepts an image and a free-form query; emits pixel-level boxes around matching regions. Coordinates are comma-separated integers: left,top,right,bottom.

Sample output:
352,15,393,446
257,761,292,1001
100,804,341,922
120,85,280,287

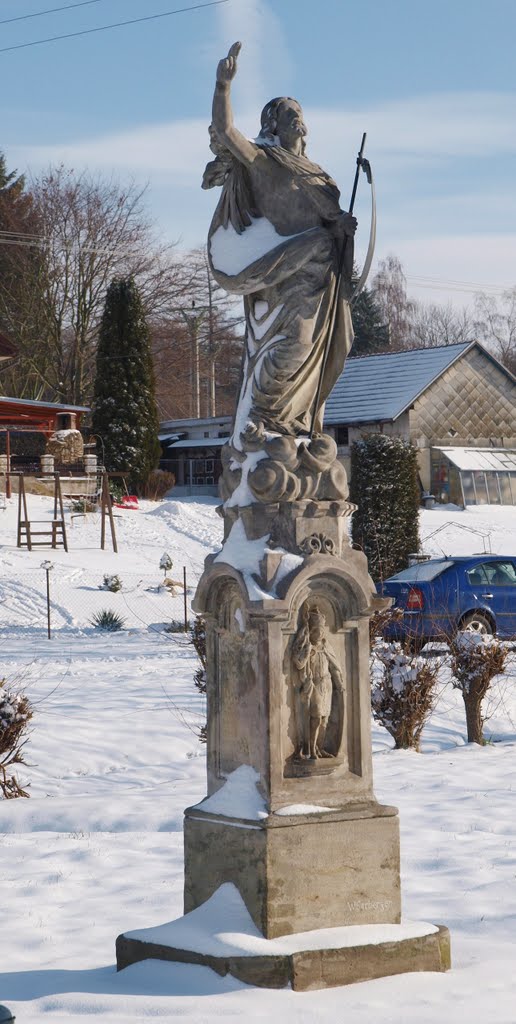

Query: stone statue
291,603,344,760
204,42,357,505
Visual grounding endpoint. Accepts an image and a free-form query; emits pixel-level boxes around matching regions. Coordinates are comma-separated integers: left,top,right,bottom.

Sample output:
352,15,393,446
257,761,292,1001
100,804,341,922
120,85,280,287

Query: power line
0,0,229,54
0,1,105,28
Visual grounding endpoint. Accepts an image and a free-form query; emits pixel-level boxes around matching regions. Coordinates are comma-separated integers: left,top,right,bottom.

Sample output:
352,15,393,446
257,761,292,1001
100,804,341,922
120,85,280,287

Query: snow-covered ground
1,495,516,1022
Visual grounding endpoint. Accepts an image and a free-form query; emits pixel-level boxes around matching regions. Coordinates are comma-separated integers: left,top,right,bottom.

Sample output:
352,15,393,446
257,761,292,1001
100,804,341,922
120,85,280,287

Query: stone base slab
116,883,450,991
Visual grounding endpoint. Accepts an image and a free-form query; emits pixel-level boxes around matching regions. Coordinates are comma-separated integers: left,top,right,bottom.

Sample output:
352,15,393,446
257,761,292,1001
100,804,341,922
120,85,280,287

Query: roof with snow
325,341,497,425
435,447,516,472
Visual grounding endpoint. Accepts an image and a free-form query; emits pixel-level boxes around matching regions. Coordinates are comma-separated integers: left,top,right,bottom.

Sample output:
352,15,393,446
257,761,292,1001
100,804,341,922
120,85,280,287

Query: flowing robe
207,143,354,441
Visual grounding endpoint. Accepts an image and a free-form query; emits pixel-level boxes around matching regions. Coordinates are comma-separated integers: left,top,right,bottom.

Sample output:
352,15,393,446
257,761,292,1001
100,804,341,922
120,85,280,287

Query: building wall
408,348,516,451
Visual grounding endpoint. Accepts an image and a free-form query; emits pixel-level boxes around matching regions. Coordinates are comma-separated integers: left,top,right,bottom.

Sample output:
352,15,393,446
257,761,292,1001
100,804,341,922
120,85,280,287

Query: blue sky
1,0,515,307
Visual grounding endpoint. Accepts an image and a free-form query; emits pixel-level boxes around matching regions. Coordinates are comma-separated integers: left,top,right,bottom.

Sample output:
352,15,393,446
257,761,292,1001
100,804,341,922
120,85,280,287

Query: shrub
371,641,440,751
369,604,404,651
100,574,122,593
166,618,191,633
350,434,420,582
190,617,207,743
449,632,508,744
91,609,126,631
143,470,176,500
159,552,173,578
0,683,33,799
71,498,97,513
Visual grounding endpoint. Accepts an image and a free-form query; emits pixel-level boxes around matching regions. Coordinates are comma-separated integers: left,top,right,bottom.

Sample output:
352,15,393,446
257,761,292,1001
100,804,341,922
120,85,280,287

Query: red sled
114,494,139,510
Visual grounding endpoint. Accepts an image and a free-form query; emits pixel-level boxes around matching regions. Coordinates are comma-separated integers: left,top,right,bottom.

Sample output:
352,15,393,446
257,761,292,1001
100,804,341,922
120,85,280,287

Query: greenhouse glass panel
499,473,513,504
473,472,488,504
461,471,476,505
486,473,501,504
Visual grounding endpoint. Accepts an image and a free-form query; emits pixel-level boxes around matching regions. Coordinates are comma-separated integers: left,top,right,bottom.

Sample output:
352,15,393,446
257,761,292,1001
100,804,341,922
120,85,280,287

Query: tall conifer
350,283,390,357
350,434,420,581
92,277,160,492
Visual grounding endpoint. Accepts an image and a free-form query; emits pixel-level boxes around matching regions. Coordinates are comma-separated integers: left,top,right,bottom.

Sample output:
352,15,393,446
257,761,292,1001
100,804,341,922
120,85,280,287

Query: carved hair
257,97,306,154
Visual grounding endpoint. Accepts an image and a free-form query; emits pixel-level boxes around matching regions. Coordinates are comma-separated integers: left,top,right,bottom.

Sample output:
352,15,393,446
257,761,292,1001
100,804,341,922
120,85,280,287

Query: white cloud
215,0,294,125
11,89,515,188
306,91,516,165
6,89,516,306
387,234,516,308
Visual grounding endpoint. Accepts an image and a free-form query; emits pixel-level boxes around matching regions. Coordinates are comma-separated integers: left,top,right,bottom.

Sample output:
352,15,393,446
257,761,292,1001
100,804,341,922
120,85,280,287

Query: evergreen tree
92,277,161,492
350,434,420,582
0,153,47,397
350,283,390,357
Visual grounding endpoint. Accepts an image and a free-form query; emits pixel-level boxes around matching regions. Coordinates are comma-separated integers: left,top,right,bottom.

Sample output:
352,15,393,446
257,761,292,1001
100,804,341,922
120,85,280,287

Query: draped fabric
207,142,354,439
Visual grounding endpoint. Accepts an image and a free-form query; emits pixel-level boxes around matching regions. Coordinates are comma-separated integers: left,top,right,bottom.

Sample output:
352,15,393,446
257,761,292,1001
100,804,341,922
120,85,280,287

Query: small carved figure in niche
292,604,344,760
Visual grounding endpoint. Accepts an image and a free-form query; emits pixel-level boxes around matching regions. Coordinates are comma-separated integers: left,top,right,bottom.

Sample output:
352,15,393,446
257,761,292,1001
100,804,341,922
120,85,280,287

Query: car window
472,561,516,586
389,560,452,582
488,561,516,586
466,565,489,586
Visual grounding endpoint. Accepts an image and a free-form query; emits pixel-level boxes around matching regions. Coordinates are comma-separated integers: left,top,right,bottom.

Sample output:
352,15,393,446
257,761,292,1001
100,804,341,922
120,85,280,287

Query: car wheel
460,612,494,636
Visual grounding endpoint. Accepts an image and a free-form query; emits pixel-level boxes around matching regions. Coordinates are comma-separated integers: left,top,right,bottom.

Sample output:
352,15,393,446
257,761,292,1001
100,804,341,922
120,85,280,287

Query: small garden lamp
41,560,54,640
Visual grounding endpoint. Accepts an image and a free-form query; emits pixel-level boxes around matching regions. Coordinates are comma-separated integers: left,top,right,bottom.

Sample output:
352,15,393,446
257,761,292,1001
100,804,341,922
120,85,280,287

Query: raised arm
213,42,257,166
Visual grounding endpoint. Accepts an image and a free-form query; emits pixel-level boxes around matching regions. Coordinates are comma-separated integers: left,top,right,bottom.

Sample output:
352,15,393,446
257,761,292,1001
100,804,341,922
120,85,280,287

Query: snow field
0,496,516,1020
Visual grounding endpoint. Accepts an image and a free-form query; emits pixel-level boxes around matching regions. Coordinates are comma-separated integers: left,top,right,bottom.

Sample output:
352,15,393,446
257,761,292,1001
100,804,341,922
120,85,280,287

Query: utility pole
180,304,207,419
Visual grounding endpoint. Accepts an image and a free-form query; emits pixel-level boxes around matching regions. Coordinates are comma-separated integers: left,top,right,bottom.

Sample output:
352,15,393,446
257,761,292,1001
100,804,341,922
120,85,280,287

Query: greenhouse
431,447,516,507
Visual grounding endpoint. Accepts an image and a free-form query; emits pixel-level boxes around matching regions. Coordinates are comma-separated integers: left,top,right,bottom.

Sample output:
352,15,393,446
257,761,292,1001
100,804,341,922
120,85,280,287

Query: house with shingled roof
324,341,516,505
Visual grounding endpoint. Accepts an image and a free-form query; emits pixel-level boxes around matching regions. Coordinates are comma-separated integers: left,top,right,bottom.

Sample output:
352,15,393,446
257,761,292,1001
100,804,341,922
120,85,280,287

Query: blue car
378,555,516,647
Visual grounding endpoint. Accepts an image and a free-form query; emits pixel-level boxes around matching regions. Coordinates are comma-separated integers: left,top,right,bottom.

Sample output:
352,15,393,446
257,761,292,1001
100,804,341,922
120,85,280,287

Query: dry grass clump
0,682,33,798
142,470,175,500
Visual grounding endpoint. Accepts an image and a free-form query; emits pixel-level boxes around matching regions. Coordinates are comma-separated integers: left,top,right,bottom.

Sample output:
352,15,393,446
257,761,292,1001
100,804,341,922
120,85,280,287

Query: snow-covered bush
100,573,122,593
0,683,33,799
159,552,173,579
371,641,440,751
91,609,126,632
450,632,508,744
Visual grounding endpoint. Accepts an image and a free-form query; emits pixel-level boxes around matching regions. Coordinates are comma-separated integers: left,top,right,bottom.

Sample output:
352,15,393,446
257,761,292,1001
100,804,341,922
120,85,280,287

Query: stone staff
309,132,373,439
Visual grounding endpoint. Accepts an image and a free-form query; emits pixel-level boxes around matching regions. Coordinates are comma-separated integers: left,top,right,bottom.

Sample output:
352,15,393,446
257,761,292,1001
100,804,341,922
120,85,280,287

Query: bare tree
408,301,476,349
473,288,516,375
0,165,182,404
150,248,242,422
370,254,416,350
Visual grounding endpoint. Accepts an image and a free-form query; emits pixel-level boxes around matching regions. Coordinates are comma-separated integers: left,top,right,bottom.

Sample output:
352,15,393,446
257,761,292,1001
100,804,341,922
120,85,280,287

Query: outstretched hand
216,41,242,84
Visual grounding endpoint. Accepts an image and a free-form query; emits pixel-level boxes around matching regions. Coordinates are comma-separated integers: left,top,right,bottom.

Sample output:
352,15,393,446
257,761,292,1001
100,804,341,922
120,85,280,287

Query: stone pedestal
182,500,401,936
116,499,450,985
184,804,400,938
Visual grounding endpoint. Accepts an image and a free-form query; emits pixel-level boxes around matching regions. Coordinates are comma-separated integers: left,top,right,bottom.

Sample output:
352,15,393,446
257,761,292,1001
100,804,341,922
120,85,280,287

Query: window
473,472,488,504
488,562,516,586
466,565,489,586
485,473,501,505
335,426,349,446
471,562,516,586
